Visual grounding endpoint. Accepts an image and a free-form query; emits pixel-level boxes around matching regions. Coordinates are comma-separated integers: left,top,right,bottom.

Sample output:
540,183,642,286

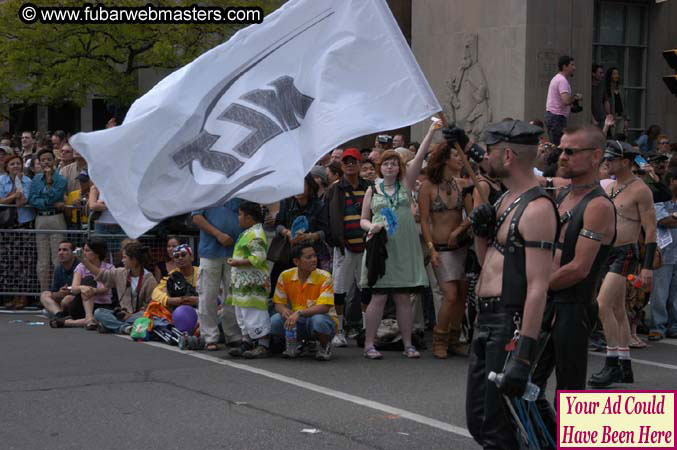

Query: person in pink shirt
545,55,582,145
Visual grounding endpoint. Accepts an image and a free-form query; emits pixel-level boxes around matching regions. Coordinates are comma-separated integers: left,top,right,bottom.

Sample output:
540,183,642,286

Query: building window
593,0,648,142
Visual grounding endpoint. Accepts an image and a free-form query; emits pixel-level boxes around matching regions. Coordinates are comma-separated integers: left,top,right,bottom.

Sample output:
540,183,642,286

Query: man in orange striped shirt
272,243,337,361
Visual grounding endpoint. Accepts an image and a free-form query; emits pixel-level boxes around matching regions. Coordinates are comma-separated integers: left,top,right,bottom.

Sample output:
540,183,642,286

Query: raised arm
404,121,440,190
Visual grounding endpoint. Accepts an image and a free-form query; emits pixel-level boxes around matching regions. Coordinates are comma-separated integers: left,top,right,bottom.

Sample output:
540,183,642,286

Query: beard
488,161,508,179
559,165,587,179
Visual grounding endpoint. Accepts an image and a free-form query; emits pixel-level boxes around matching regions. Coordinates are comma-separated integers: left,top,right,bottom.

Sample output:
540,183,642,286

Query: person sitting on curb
77,242,158,334
150,244,199,312
40,240,77,318
271,243,337,361
49,239,114,329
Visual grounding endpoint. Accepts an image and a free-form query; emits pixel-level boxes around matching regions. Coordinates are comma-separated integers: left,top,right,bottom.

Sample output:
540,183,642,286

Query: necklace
610,178,638,200
442,178,458,195
380,180,400,209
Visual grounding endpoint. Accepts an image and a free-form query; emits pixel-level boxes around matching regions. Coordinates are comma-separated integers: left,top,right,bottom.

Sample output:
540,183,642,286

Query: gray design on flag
172,130,244,175
219,76,314,158
139,8,334,222
173,75,314,174
240,76,314,132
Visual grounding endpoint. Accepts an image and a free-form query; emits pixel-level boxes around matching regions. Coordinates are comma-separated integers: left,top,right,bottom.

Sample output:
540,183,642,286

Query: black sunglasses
558,146,596,156
174,252,189,258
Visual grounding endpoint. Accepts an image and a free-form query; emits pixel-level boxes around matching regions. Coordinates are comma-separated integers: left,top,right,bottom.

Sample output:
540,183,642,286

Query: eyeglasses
174,252,189,258
558,147,596,156
342,158,358,166
659,141,670,145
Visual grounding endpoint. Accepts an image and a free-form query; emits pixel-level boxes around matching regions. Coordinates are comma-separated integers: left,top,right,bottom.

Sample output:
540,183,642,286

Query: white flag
70,0,441,238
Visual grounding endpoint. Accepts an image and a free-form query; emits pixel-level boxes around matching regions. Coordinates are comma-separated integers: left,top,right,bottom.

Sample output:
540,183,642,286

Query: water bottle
488,371,540,401
285,327,298,355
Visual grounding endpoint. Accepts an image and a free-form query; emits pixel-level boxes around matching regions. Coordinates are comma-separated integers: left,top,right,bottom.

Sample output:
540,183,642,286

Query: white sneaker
315,342,332,361
332,331,348,347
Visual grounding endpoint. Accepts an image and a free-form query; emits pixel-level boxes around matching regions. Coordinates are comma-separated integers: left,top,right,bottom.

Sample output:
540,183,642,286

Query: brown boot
432,327,449,359
448,326,469,356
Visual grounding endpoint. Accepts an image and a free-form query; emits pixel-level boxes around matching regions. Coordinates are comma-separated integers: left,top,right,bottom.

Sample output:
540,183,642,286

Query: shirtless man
466,120,559,450
419,142,473,358
588,140,657,388
531,125,617,436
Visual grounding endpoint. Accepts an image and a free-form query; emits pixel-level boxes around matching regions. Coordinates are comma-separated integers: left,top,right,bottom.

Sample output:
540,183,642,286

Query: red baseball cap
341,147,362,162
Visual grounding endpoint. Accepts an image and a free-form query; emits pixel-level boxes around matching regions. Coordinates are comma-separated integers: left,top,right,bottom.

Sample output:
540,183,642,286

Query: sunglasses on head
558,146,596,156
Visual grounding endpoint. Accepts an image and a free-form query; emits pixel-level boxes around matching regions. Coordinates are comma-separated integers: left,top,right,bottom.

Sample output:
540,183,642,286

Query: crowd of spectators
1,53,676,366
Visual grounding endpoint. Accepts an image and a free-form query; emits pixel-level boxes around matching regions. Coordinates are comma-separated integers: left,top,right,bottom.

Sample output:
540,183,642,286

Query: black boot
620,359,634,383
589,357,623,388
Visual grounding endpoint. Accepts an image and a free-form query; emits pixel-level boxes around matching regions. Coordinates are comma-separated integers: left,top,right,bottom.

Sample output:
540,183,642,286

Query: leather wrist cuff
643,242,657,270
514,335,538,364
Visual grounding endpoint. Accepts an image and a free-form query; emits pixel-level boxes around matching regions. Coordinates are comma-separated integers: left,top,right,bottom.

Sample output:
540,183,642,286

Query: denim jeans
650,264,677,335
545,111,567,146
94,309,143,333
270,313,336,340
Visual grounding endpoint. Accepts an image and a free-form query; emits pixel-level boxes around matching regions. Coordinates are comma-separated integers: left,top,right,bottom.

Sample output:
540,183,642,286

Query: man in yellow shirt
63,171,90,229
272,243,337,361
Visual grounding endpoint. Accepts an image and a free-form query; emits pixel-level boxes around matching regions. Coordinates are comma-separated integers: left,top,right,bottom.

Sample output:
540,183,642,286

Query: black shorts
64,276,113,319
606,244,639,276
66,296,113,320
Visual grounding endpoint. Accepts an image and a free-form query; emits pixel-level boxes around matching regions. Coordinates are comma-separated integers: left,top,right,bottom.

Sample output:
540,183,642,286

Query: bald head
563,124,605,151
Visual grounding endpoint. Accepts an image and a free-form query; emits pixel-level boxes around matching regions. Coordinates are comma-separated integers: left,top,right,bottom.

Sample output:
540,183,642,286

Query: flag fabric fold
70,0,441,238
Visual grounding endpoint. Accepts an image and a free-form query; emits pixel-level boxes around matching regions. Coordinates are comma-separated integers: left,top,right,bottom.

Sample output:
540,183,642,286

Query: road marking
120,337,472,438
655,339,677,347
589,351,677,370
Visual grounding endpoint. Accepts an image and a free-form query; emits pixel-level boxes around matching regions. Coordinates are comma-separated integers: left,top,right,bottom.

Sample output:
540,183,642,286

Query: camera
571,95,583,114
73,247,83,258
377,134,393,145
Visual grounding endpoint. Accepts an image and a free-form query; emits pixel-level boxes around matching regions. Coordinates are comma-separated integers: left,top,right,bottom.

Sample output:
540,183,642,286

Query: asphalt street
2,313,676,450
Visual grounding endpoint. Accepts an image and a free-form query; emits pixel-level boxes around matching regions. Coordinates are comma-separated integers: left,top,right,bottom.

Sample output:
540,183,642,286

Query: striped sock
618,347,631,360
606,346,618,358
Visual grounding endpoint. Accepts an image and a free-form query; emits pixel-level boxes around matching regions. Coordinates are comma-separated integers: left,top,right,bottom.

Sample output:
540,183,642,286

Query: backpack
166,271,198,298
130,317,153,341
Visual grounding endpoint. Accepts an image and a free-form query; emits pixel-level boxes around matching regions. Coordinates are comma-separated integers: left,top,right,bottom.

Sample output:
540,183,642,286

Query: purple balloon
173,305,198,334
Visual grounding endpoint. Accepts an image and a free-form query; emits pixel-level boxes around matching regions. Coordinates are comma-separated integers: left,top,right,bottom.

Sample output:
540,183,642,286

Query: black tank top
493,186,560,312
552,185,616,303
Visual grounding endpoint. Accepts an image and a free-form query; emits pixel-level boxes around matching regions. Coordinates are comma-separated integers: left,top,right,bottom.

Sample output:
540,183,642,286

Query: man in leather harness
466,120,559,449
588,140,657,387
531,125,617,436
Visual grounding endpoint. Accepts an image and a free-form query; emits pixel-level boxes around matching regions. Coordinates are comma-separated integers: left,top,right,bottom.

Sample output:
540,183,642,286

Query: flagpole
436,112,489,204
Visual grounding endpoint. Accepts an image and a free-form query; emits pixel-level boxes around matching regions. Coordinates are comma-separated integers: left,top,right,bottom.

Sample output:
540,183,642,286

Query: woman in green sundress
359,121,440,359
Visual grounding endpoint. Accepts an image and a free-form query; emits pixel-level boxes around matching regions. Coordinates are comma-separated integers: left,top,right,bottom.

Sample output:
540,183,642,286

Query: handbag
267,233,290,263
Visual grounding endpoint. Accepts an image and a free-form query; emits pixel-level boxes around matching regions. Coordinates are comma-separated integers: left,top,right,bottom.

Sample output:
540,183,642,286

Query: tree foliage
0,0,285,108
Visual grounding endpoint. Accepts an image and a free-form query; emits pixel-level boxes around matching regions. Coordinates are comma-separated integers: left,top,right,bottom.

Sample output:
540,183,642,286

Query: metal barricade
0,227,196,297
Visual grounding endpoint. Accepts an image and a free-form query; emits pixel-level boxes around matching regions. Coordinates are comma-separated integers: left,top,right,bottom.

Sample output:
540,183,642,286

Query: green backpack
130,317,153,341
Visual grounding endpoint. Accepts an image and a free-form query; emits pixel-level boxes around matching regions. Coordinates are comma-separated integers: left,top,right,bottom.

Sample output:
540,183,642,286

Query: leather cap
484,120,543,146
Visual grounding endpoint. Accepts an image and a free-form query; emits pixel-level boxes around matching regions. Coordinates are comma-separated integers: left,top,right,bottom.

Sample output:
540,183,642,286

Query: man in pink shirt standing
545,55,582,145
